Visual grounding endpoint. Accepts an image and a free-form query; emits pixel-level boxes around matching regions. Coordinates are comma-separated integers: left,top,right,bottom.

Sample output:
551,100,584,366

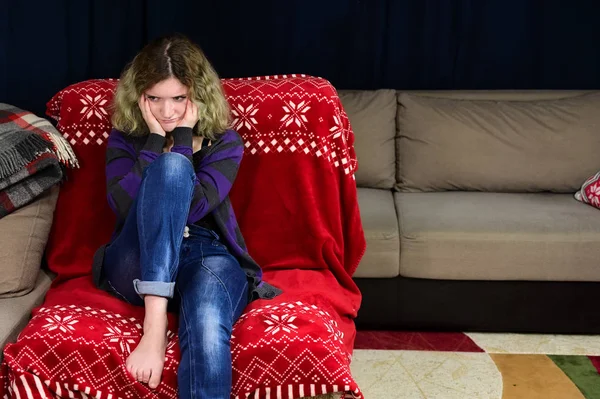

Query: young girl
92,34,281,398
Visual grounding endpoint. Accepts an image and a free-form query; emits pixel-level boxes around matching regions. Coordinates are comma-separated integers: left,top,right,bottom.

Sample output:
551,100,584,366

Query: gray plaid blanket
0,103,79,218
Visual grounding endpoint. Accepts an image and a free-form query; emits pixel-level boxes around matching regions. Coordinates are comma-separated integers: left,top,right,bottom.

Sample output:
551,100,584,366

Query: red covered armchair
0,75,365,399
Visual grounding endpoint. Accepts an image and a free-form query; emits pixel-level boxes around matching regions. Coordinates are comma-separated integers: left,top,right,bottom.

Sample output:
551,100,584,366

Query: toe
135,368,144,382
142,368,151,383
149,371,161,389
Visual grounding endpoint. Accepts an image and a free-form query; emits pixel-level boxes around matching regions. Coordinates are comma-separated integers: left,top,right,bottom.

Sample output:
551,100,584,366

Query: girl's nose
161,101,174,117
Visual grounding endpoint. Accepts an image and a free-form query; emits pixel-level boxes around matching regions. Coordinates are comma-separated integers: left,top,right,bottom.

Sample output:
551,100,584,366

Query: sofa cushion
0,186,58,297
0,269,53,351
396,91,600,193
338,90,397,189
395,191,600,281
354,188,400,278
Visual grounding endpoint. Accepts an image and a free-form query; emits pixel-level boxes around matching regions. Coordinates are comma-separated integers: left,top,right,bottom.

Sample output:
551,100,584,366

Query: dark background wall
2,0,599,117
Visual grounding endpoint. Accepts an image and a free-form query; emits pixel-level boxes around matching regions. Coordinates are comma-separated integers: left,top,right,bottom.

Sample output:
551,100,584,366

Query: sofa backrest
338,88,600,193
396,90,600,193
338,89,397,190
400,90,590,101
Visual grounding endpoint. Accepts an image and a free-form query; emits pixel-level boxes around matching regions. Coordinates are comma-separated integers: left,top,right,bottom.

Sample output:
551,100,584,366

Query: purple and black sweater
92,126,281,301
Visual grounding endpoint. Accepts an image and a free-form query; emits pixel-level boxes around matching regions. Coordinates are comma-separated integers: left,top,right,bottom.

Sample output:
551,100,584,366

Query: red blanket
1,75,365,399
226,75,365,352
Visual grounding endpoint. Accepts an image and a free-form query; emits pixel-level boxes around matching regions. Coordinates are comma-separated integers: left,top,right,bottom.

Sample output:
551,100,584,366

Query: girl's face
144,77,189,132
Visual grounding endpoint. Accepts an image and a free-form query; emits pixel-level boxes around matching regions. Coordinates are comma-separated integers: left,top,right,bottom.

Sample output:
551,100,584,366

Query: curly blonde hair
111,34,230,140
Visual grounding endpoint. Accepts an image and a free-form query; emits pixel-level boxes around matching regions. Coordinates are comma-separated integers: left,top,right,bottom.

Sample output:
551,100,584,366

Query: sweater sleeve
169,126,194,160
105,129,165,221
187,130,243,224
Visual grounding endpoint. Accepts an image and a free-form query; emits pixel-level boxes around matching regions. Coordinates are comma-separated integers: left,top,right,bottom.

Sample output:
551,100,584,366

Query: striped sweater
92,126,281,301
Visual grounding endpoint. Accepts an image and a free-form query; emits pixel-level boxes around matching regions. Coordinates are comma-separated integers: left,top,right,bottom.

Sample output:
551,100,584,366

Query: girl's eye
174,96,187,102
146,96,159,102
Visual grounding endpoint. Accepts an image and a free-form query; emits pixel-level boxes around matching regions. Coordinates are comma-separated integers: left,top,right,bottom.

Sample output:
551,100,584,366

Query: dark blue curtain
2,0,599,117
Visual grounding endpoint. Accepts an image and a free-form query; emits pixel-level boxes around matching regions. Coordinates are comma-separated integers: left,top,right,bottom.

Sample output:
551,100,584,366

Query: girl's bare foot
126,295,168,389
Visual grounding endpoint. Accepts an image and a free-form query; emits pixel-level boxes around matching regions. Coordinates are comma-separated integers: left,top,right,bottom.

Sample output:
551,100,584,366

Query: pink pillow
575,171,600,209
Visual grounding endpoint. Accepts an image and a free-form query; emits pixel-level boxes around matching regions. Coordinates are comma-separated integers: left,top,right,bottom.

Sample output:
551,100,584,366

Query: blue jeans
103,152,249,399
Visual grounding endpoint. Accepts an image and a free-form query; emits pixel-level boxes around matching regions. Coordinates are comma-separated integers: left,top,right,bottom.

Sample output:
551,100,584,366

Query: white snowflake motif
280,100,310,129
42,315,79,334
263,313,299,335
328,114,347,146
231,103,259,132
79,94,109,120
588,184,600,206
104,326,137,354
324,319,344,343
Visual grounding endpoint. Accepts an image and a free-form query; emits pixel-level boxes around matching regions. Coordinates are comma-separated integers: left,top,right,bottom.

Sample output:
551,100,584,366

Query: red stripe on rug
354,331,484,352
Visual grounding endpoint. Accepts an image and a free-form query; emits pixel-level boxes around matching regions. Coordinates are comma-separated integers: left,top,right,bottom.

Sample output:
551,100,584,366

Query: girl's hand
178,99,199,129
138,94,165,136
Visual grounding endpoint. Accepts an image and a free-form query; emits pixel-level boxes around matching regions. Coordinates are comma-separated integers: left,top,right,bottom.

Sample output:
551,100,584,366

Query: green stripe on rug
549,355,600,399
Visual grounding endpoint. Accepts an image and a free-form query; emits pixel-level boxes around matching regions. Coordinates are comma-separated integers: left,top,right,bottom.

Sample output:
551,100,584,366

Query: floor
350,331,600,399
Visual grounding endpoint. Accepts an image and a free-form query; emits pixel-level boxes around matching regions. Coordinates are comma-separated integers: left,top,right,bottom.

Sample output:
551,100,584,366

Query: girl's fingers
139,95,147,117
143,96,151,115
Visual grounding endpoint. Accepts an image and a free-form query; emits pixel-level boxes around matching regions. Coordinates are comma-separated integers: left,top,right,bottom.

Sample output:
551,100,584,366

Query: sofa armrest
0,269,55,359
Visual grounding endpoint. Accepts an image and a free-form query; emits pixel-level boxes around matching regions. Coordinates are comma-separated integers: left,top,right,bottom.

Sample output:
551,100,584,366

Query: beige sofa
0,187,58,355
339,89,600,333
3,90,600,356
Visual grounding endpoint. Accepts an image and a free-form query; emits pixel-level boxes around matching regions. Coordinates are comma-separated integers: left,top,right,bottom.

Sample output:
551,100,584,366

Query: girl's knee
145,152,195,181
158,151,190,165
